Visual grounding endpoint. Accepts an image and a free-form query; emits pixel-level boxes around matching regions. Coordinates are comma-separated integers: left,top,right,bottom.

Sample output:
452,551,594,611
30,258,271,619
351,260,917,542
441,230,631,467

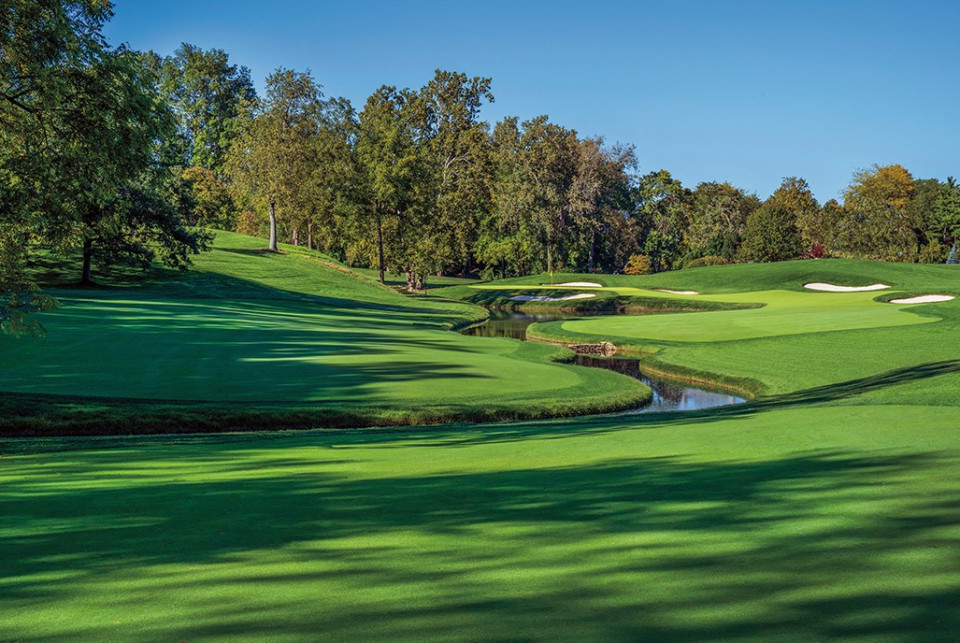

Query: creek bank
464,310,746,414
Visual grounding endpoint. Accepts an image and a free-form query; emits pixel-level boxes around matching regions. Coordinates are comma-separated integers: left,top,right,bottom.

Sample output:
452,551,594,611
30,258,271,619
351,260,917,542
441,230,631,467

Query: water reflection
463,309,745,414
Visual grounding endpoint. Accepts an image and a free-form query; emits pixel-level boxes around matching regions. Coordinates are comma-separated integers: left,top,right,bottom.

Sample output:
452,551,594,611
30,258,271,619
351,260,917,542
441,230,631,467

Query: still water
463,310,745,414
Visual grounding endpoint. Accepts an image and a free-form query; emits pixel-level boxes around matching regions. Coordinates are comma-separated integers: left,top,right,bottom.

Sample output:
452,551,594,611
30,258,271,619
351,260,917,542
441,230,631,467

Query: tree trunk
81,238,93,286
268,199,278,251
587,229,596,272
307,221,313,250
291,228,298,246
546,232,553,277
376,216,386,284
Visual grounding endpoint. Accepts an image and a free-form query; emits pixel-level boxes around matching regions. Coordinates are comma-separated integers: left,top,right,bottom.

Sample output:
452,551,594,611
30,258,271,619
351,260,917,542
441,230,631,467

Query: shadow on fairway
1,449,959,640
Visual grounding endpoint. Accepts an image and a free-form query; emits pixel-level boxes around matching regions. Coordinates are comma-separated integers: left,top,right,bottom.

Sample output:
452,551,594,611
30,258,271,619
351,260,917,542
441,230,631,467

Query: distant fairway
3,254,960,641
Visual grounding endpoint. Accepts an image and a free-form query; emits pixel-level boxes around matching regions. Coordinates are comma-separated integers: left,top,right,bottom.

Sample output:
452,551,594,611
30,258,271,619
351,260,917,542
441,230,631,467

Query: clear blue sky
104,0,959,202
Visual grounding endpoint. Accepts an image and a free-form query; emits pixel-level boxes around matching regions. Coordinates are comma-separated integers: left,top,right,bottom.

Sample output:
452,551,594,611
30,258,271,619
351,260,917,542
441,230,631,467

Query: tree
635,170,690,272
686,182,758,262
739,203,803,262
181,166,235,228
418,70,495,279
226,68,323,252
840,164,917,260
353,85,426,283
0,0,112,332
42,47,208,284
769,177,821,250
150,43,256,173
930,177,960,259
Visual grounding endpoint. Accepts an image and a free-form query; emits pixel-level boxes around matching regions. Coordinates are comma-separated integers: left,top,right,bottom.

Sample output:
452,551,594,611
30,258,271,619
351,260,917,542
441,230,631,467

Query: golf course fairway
2,238,960,641
0,231,647,433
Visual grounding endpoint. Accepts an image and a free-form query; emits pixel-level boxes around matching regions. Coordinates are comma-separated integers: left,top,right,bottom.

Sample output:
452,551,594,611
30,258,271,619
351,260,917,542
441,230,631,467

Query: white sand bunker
889,294,955,304
804,282,890,292
544,281,603,288
510,293,597,302
655,289,700,295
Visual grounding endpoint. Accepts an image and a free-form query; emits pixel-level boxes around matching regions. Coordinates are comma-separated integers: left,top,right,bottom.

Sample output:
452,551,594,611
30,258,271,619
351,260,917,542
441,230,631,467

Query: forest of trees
3,1,960,331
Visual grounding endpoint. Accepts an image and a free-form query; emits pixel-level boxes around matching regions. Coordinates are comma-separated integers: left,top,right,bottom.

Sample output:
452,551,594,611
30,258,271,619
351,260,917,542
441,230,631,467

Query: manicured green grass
0,231,647,433
2,404,959,641
3,257,959,640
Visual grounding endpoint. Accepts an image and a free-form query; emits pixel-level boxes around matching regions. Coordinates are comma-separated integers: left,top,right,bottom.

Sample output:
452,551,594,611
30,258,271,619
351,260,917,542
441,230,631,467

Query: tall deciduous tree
769,177,821,250
841,164,917,260
686,182,759,262
418,70,495,279
226,68,323,252
150,43,256,173
354,85,425,283
635,170,690,272
739,203,803,262
0,0,112,332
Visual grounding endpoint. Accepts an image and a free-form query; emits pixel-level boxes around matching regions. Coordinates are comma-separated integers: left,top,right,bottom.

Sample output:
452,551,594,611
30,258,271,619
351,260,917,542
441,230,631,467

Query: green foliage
147,43,256,172
840,164,918,260
739,203,803,262
624,254,652,275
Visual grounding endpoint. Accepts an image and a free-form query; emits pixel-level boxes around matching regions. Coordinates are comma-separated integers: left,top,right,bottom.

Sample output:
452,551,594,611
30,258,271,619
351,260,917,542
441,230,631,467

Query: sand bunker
510,293,597,302
546,281,603,288
889,294,955,304
804,282,890,292
655,289,700,295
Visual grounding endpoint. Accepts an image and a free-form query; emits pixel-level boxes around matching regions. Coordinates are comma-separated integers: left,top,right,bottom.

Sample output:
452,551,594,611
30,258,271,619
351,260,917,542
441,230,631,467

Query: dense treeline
3,2,959,332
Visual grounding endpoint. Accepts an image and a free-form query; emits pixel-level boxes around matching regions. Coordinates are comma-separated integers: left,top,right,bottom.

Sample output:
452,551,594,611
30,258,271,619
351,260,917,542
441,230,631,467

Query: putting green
559,289,940,342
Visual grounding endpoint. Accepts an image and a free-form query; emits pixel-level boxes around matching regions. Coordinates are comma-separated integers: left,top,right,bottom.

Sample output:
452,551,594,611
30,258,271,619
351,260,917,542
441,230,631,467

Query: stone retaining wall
567,341,617,357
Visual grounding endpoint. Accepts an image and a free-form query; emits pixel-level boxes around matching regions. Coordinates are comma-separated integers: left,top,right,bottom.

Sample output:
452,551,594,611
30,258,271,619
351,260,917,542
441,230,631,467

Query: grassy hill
0,231,647,434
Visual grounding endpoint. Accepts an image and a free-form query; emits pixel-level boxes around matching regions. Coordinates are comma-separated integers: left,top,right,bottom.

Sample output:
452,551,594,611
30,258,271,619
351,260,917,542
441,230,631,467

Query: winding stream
463,310,745,414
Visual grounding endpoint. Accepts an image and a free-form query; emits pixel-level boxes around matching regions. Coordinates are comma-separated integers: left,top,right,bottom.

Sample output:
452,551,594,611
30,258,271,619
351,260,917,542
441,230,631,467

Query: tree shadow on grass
1,449,959,640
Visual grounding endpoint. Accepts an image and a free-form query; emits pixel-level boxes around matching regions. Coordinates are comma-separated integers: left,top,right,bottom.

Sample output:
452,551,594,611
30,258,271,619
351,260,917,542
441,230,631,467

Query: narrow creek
463,309,745,414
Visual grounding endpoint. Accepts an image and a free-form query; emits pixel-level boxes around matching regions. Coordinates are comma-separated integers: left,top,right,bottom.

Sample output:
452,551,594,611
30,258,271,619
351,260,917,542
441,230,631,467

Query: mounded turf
0,231,647,433
3,257,959,640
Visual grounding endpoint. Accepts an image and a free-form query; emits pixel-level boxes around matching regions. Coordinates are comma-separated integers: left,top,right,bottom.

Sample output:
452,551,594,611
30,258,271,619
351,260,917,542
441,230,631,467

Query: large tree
929,177,960,261
635,170,690,272
226,69,324,252
686,182,759,262
418,70,495,279
0,0,112,332
840,164,917,260
148,43,256,173
353,85,426,283
739,203,803,262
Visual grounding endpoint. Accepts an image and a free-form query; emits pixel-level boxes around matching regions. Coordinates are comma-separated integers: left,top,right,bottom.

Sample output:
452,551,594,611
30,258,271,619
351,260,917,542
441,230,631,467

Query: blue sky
104,0,959,202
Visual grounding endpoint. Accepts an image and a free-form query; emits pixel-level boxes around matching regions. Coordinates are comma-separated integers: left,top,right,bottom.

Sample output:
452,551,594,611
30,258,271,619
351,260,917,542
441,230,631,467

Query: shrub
685,255,729,269
918,240,947,264
624,254,652,275
806,243,826,259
